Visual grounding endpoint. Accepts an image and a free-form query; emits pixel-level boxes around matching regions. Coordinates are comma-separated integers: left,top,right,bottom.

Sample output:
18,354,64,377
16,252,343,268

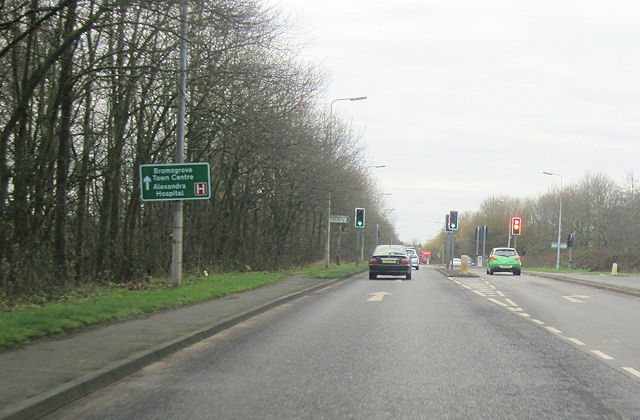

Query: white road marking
496,290,505,297
546,327,562,334
518,312,530,317
622,367,640,379
473,290,486,297
565,337,586,346
562,295,590,303
367,292,391,302
489,298,508,307
591,350,614,360
531,319,545,325
505,299,518,307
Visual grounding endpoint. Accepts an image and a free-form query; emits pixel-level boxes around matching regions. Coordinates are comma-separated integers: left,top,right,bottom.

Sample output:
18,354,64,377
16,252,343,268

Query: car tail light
369,258,378,264
400,258,410,265
515,257,521,260
490,256,498,260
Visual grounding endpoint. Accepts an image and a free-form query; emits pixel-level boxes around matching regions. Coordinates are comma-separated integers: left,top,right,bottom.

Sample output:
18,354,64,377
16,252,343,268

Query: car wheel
488,269,494,275
514,270,521,276
406,272,412,280
416,265,420,271
369,272,377,280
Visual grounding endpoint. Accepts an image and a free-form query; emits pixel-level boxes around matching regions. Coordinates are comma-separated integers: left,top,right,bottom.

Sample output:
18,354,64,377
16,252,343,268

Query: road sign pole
325,193,331,268
172,0,188,287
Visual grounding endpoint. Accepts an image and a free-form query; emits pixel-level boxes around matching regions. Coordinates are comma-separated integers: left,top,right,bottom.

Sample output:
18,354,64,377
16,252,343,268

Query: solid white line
546,327,562,334
566,337,586,346
473,290,486,297
505,299,517,307
591,350,614,360
622,367,640,379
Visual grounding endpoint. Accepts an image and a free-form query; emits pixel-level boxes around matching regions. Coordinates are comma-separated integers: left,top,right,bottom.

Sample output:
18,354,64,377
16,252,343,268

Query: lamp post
324,96,368,268
543,171,563,271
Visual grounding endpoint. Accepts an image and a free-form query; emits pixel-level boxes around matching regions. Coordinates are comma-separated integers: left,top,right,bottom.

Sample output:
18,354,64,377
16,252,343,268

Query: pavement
1,268,639,419
0,274,354,420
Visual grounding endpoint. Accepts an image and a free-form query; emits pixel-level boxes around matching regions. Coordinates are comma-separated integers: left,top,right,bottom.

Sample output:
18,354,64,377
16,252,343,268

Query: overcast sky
266,0,640,243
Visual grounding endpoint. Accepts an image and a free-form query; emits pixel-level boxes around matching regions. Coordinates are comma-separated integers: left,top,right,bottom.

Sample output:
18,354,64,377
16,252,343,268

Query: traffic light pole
355,229,360,266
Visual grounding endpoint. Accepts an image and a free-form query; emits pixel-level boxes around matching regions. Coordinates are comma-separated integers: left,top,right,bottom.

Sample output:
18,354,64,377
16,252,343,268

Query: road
47,266,640,419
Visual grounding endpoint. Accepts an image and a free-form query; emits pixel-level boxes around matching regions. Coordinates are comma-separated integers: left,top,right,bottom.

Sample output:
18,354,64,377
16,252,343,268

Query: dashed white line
546,327,562,334
531,319,545,325
518,312,530,317
565,337,586,346
473,290,486,297
623,367,640,379
505,299,518,307
591,350,614,360
496,291,505,297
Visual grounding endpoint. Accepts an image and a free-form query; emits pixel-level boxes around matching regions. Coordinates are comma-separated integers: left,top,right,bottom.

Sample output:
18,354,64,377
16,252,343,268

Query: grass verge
524,267,614,275
0,263,365,350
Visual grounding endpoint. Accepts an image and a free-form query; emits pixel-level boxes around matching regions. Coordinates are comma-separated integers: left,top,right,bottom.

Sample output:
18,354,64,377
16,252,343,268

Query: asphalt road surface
47,266,640,419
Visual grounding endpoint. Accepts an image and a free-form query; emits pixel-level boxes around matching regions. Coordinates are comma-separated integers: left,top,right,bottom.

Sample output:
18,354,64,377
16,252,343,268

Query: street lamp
325,96,368,268
543,171,563,271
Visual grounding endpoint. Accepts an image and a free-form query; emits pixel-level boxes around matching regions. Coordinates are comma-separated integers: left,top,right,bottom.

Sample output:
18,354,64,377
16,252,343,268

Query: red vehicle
419,251,432,264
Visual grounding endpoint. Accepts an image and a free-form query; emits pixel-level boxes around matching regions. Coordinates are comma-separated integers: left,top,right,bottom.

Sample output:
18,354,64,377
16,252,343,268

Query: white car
450,258,461,268
404,247,420,270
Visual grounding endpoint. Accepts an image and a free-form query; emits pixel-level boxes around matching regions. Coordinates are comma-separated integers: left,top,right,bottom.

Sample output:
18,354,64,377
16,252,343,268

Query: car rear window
373,245,406,256
495,249,517,257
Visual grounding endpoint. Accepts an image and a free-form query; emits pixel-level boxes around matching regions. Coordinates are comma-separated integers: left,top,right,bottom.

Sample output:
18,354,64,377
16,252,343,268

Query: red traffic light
511,217,522,235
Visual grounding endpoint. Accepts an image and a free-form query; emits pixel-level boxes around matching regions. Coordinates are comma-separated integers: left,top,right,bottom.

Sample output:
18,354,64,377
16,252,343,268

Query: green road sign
140,163,211,201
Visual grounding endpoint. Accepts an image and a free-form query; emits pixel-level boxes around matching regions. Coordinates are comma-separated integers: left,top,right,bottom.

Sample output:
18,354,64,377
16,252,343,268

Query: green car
487,247,522,275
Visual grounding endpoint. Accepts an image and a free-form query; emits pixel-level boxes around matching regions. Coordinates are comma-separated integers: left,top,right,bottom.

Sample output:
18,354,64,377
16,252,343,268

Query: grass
0,263,366,350
524,267,604,274
522,266,640,275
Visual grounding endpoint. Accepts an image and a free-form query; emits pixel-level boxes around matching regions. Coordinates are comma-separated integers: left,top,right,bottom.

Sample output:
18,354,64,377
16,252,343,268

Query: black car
368,244,412,280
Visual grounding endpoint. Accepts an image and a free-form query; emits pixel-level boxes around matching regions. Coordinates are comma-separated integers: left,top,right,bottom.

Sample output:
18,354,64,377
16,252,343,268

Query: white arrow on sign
143,176,152,191
562,295,590,303
368,291,391,302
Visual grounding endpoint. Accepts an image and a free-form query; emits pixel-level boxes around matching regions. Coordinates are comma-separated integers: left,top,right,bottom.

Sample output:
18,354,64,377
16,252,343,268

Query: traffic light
355,208,365,228
445,214,451,231
567,232,574,247
511,217,521,236
449,211,458,230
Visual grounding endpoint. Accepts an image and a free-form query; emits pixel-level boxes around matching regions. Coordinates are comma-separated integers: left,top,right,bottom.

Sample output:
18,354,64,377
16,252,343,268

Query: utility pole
482,225,487,267
171,0,188,287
